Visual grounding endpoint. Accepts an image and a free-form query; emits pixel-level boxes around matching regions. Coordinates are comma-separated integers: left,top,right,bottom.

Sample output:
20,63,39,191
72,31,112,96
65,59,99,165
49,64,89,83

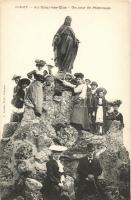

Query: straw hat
12,74,21,80
49,144,67,153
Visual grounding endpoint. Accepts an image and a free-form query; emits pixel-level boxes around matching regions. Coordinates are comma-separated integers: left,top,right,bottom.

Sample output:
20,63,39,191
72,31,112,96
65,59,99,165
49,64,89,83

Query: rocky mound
0,87,130,200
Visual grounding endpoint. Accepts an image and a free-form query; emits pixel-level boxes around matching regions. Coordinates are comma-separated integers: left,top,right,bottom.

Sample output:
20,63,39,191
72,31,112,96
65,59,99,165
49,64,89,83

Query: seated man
75,143,103,200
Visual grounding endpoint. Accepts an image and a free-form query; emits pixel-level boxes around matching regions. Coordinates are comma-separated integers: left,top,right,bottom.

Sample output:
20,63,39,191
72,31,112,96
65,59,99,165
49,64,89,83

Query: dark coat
105,111,115,132
11,87,26,108
44,159,62,200
113,111,124,129
77,156,102,180
76,156,102,198
27,70,45,82
46,159,61,185
13,84,20,96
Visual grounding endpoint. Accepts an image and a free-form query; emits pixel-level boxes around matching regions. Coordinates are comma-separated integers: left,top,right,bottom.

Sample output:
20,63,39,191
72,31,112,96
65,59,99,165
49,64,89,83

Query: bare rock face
0,85,130,200
99,121,129,185
24,178,43,200
54,124,78,148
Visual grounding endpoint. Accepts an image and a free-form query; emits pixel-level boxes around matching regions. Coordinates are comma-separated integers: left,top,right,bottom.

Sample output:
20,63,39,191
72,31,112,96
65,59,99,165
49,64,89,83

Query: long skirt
25,80,43,115
71,99,90,131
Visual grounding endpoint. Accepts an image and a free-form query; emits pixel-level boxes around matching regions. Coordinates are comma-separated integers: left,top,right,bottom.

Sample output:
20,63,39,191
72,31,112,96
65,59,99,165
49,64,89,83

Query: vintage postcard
0,0,130,200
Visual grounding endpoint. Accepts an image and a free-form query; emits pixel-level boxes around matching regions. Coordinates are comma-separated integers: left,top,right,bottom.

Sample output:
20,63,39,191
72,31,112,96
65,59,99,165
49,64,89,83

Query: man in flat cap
75,143,103,200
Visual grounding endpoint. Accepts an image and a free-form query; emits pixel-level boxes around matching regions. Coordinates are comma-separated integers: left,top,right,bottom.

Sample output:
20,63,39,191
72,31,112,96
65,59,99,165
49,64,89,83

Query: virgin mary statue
52,16,79,73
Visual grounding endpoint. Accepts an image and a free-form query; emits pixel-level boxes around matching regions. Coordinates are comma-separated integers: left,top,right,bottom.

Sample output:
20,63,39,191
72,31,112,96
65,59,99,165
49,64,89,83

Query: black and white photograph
0,0,130,200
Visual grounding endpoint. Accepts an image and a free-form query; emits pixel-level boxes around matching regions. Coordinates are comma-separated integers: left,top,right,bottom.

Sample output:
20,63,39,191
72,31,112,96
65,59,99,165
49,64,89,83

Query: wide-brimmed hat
74,72,84,79
46,64,54,68
12,74,21,80
35,59,46,66
90,81,98,87
18,78,30,87
49,144,67,153
96,87,107,95
87,143,95,152
113,100,122,107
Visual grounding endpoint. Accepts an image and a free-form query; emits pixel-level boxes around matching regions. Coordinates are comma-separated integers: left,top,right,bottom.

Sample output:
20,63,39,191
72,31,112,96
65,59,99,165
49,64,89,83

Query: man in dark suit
75,143,103,200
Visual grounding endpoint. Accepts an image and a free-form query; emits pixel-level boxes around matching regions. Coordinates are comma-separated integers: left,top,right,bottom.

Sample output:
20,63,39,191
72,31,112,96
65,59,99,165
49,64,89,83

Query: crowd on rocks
8,59,127,200
11,59,124,136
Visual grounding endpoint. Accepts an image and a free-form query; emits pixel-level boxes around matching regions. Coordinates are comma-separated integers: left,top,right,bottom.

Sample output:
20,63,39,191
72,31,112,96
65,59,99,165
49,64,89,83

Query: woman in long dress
62,73,90,131
44,145,68,200
25,59,49,117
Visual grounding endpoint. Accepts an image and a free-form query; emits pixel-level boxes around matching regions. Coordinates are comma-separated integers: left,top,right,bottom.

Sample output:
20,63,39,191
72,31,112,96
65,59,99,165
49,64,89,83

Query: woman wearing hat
62,73,90,132
112,100,124,130
104,101,115,132
44,145,68,200
92,87,108,134
11,78,30,122
11,75,21,98
25,59,48,117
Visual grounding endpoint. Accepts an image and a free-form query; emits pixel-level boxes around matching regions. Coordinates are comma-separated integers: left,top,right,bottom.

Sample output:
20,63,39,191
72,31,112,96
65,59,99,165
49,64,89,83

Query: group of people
43,143,104,200
43,142,127,200
61,72,124,134
10,59,124,135
10,59,53,121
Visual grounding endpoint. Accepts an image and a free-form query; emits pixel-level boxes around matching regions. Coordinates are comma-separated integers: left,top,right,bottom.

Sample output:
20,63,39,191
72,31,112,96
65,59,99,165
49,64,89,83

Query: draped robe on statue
52,24,79,73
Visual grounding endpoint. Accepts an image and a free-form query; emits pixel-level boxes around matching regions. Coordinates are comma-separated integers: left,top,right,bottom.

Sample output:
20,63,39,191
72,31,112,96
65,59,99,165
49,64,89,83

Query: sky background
0,0,130,151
